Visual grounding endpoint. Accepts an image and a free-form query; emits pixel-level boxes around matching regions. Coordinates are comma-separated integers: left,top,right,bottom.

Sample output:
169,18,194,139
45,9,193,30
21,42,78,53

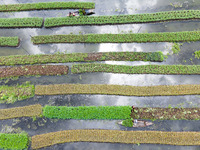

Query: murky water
0,0,200,149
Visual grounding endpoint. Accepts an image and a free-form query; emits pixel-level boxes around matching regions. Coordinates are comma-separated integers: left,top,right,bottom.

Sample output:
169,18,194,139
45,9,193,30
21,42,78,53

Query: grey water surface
0,0,200,149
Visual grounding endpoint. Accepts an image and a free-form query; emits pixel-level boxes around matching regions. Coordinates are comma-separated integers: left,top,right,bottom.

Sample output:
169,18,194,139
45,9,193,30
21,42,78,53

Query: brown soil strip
131,107,200,120
0,65,68,78
31,129,200,149
35,84,200,96
0,104,42,120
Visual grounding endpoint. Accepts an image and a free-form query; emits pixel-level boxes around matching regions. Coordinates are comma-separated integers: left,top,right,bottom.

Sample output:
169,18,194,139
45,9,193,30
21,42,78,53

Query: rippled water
0,0,200,149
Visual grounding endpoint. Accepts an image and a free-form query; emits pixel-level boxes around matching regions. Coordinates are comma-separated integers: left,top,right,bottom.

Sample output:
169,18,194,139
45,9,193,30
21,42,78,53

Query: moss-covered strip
0,104,42,120
72,63,200,75
132,108,200,120
31,129,200,149
43,105,131,120
35,84,200,96
0,133,29,150
32,31,200,44
0,37,19,47
0,2,95,12
0,65,68,79
0,18,43,28
0,52,164,66
44,10,200,27
0,83,34,104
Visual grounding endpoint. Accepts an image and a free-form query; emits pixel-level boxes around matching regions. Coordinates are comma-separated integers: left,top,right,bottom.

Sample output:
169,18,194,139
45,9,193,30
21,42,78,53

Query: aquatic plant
43,105,132,120
0,37,19,47
31,129,200,149
0,133,29,150
0,52,164,66
194,50,200,59
0,82,34,104
0,2,95,12
31,31,200,44
122,118,133,127
72,63,200,75
44,10,200,27
0,104,42,120
35,84,200,96
172,43,181,54
0,18,43,28
0,65,69,79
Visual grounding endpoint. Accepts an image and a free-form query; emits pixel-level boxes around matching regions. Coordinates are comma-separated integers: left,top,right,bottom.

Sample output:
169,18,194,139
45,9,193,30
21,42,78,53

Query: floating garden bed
0,2,95,12
0,133,29,150
44,10,200,27
0,104,42,120
0,17,43,28
0,52,164,66
0,83,34,104
31,129,200,149
31,31,200,44
0,65,68,79
43,105,132,120
0,37,19,47
71,63,200,74
35,84,200,96
132,107,200,120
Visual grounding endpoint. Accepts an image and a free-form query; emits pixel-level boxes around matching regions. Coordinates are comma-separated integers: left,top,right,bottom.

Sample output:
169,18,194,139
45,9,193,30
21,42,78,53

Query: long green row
43,105,132,120
0,52,164,66
0,133,29,150
0,17,43,28
31,31,200,44
0,37,19,47
0,2,95,12
72,63,200,75
44,10,200,27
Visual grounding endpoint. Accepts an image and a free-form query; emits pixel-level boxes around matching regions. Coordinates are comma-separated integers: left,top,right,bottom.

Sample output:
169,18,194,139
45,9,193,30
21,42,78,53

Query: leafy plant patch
0,37,19,47
44,10,200,27
31,31,200,44
72,63,200,75
194,50,200,59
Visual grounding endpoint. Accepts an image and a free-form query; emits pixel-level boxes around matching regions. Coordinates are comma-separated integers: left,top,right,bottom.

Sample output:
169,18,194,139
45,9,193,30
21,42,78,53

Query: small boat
118,119,153,128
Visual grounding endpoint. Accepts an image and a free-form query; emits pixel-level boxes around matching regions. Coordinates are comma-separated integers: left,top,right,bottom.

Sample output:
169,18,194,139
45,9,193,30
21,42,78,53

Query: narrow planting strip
0,83,34,104
31,129,200,149
0,52,164,66
0,65,68,79
71,63,200,75
32,31,200,44
0,2,95,12
0,37,19,47
132,107,200,120
43,105,132,120
35,84,200,96
0,104,42,120
0,18,43,28
45,10,200,27
0,133,29,150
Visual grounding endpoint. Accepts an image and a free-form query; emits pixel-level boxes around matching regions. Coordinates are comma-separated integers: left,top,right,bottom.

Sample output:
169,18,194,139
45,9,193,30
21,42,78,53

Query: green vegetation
35,84,200,96
0,37,19,47
44,10,200,27
131,108,200,120
43,105,132,120
194,50,200,59
0,2,95,12
0,18,43,28
122,118,133,127
0,83,34,104
0,104,42,120
172,43,181,54
31,31,200,44
31,129,200,149
0,65,69,79
0,52,164,66
0,133,29,150
72,63,200,75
